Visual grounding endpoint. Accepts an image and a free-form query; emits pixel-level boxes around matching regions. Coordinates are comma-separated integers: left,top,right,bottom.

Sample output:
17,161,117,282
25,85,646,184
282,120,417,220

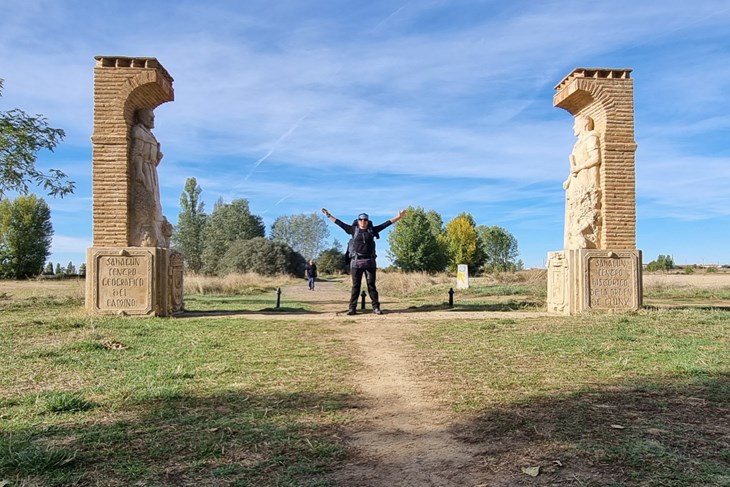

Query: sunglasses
358,218,368,221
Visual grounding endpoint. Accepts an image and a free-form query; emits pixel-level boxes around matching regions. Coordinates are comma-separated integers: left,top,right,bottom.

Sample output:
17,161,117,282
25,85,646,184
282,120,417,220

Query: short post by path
547,68,643,315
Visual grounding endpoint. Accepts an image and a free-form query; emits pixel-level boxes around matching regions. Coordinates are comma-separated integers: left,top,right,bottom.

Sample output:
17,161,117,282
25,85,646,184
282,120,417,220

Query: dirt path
285,280,493,486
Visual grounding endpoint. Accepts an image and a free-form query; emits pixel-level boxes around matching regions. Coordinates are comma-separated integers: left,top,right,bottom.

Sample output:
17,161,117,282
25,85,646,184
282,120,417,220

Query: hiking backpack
346,219,379,260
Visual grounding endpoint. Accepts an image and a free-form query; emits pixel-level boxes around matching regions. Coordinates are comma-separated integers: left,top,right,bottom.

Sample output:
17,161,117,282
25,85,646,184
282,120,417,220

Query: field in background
3,268,729,299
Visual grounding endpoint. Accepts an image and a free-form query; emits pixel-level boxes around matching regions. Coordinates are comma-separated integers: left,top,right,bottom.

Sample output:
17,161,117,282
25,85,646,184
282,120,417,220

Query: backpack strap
349,219,377,259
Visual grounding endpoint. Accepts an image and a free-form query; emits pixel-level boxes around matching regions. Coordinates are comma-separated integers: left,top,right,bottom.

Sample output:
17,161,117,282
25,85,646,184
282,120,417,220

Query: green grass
3,278,730,486
411,309,730,485
452,285,545,310
0,438,76,477
184,292,311,313
0,294,83,313
0,290,353,486
394,281,545,312
644,285,730,310
39,391,96,414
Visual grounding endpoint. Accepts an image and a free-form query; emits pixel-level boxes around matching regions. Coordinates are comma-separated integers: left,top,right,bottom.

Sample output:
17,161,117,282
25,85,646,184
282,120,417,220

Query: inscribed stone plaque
586,255,637,310
94,251,153,314
547,251,569,314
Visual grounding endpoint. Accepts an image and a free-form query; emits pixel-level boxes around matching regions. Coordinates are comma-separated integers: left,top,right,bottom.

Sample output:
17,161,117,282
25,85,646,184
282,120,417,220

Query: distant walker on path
322,207,406,315
305,259,318,291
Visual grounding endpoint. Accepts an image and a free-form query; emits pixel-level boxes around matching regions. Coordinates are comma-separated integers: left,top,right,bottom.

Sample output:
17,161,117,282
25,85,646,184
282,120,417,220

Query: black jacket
334,218,392,259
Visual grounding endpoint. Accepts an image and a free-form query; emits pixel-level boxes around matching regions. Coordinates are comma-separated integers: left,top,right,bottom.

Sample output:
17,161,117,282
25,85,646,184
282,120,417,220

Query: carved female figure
563,115,601,249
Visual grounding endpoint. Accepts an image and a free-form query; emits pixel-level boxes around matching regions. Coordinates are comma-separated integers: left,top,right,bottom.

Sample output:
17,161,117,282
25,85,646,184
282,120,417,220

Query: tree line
1,162,521,281
172,178,326,277
173,178,522,276
388,207,521,274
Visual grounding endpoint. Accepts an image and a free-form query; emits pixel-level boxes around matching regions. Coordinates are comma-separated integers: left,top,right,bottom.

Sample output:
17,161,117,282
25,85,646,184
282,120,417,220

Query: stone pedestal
547,249,642,315
86,247,182,316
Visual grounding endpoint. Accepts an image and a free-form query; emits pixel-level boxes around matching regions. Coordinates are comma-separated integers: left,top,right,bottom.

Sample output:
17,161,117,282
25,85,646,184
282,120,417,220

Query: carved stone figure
563,115,601,249
130,108,166,247
169,251,185,314
161,216,174,248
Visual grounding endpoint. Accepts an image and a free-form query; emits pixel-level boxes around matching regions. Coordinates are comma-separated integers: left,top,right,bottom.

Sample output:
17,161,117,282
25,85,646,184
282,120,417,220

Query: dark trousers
349,262,379,310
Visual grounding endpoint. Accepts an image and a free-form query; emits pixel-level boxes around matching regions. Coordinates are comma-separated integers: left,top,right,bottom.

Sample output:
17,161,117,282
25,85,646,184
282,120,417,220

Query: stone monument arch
547,68,643,315
86,56,183,316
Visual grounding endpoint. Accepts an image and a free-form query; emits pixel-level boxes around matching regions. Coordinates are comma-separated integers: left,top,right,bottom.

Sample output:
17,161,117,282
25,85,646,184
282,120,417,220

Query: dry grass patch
375,269,547,298
0,278,84,302
375,271,452,297
476,268,547,286
183,272,298,295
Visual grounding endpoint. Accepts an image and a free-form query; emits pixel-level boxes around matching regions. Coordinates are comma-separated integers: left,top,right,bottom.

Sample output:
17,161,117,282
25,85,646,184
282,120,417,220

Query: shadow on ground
446,374,730,486
643,304,730,312
384,300,545,313
3,376,728,486
0,390,352,486
176,307,320,317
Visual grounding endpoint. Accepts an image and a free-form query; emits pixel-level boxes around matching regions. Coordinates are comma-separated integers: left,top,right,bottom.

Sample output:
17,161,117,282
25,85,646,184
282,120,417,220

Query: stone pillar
547,68,643,314
86,56,182,316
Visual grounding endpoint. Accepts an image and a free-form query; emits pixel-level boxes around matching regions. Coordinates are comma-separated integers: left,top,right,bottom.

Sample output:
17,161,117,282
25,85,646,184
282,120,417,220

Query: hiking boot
346,309,357,316
373,308,383,315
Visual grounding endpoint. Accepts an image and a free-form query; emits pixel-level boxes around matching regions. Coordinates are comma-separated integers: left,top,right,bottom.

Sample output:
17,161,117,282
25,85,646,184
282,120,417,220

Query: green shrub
317,247,347,274
219,237,306,277
646,254,674,272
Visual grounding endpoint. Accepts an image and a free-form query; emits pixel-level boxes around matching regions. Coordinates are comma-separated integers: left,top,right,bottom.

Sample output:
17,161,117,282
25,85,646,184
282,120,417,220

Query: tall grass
376,269,547,298
376,271,452,297
183,272,297,295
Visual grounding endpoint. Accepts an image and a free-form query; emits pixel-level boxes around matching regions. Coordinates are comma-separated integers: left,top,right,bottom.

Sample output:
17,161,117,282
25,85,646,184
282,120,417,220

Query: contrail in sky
245,3,408,183
244,4,407,193
275,192,294,206
373,2,410,32
243,115,307,182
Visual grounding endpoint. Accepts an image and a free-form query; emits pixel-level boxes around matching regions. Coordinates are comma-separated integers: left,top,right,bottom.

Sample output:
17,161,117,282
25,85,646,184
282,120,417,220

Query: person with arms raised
321,207,406,315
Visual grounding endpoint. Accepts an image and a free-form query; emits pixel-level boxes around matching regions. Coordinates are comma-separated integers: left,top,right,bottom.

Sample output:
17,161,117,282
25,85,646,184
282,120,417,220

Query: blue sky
2,0,730,269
